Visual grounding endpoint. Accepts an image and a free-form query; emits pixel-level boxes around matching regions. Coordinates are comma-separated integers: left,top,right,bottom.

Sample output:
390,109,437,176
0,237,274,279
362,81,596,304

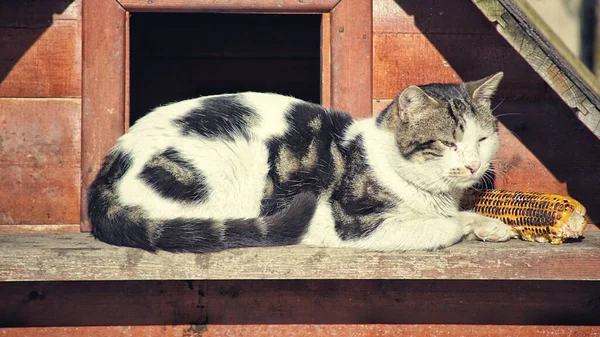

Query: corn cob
463,190,587,244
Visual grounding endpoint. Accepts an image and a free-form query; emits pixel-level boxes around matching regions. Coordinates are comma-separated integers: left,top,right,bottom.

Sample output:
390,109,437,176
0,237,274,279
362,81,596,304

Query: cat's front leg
339,216,466,251
458,211,514,242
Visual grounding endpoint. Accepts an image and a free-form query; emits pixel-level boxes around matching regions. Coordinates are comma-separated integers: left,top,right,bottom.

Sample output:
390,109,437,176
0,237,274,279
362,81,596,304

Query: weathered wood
374,0,496,34
81,0,127,231
321,12,331,107
330,0,372,117
0,232,598,282
473,0,600,139
0,225,81,234
1,280,599,327
1,325,599,337
373,32,548,100
116,0,340,12
0,0,79,27
0,20,81,98
0,99,81,226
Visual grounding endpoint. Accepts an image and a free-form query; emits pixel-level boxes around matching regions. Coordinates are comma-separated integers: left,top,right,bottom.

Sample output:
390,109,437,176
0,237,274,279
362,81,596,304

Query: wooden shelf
1,232,599,282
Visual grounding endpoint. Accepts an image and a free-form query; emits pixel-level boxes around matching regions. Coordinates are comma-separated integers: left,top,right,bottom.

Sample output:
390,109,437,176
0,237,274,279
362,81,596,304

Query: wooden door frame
81,0,373,231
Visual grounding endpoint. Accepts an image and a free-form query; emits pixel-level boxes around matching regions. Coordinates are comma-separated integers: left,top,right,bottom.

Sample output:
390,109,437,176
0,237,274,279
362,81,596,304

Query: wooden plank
0,99,81,225
473,0,600,138
0,20,81,97
116,0,340,12
81,0,127,231
0,225,80,234
1,326,600,337
321,13,331,107
373,32,548,100
373,0,496,34
0,232,599,282
0,0,79,27
0,280,599,327
330,0,372,118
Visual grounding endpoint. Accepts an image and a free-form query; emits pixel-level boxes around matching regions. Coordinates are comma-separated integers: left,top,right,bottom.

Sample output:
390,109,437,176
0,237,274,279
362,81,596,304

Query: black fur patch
88,151,155,251
330,136,394,240
174,95,256,139
264,192,317,245
222,219,266,249
154,219,224,253
261,102,352,216
139,148,209,203
403,140,441,159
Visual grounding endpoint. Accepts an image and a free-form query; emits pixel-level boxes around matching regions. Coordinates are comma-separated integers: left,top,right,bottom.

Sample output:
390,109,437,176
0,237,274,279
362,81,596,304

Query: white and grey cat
88,72,512,253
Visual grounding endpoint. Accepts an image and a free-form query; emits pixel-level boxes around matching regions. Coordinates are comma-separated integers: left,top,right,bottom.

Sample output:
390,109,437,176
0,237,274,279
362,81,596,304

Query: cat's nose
466,161,481,174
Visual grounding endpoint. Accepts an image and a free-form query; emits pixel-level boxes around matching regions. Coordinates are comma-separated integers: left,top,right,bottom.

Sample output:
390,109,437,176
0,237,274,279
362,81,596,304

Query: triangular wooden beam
473,0,600,139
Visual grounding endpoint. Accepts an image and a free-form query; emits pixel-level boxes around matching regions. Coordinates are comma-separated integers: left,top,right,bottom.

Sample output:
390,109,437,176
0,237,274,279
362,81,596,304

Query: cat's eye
479,136,488,142
440,140,457,151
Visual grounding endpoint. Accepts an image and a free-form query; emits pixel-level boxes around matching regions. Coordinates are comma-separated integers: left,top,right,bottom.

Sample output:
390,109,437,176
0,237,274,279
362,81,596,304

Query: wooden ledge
1,232,599,282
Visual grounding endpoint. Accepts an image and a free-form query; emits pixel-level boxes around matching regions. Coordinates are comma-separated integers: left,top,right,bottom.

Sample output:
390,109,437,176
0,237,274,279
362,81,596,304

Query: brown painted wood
330,0,372,117
0,99,81,226
374,0,496,34
1,325,599,337
0,232,599,282
116,0,340,12
1,280,599,327
0,225,81,234
373,32,548,99
321,12,331,107
0,20,81,98
0,0,79,26
474,0,600,139
81,0,127,231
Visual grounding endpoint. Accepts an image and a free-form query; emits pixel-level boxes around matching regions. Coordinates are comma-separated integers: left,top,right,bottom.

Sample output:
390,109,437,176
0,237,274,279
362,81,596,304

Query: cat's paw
469,218,512,242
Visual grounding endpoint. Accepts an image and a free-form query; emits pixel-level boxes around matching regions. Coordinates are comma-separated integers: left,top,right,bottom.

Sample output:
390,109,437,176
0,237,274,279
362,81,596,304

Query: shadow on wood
1,280,599,327
0,0,75,83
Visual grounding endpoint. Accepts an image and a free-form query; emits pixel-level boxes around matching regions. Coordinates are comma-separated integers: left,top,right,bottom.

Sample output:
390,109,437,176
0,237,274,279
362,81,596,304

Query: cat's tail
151,192,318,253
89,184,318,253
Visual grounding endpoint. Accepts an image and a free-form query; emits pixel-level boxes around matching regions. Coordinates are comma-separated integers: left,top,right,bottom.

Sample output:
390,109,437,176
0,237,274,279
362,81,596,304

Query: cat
88,72,512,253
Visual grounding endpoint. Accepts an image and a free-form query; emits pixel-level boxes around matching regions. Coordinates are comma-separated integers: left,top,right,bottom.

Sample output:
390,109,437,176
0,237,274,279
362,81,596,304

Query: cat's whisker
491,98,505,113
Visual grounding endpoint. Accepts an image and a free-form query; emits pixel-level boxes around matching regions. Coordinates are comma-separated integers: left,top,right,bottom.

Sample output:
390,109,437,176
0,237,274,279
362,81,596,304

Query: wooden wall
0,0,81,233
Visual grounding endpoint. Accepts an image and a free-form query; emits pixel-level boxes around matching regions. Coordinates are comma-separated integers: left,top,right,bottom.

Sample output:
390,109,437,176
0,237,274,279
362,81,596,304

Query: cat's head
380,72,504,192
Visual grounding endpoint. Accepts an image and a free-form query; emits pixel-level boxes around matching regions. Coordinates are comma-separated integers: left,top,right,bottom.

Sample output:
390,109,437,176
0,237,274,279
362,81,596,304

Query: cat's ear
465,72,504,105
396,86,438,121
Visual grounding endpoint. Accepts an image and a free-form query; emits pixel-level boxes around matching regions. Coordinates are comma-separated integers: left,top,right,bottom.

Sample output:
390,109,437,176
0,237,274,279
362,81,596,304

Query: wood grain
117,0,340,12
474,0,600,139
0,20,81,97
0,99,81,225
330,0,372,117
0,0,79,27
81,0,127,231
1,326,599,337
0,232,598,282
321,13,331,107
0,225,80,234
373,32,548,99
373,0,496,34
0,280,599,327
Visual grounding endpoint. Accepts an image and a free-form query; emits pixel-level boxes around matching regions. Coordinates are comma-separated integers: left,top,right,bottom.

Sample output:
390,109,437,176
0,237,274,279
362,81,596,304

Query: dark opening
129,13,322,125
